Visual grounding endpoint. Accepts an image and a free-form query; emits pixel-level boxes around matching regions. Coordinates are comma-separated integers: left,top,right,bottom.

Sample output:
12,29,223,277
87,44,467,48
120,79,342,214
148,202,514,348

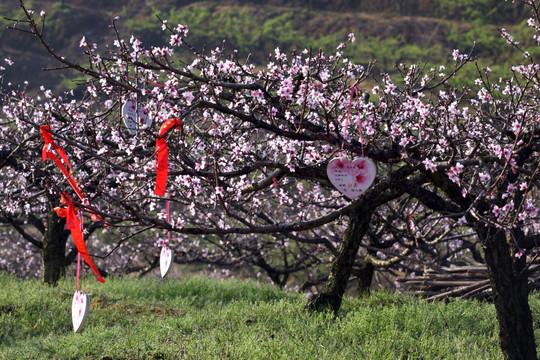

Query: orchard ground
1,273,540,359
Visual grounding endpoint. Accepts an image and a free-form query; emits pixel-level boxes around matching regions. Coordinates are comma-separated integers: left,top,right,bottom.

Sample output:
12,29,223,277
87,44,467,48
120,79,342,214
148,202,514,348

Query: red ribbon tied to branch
41,126,107,225
54,193,105,283
154,118,182,196
40,125,84,200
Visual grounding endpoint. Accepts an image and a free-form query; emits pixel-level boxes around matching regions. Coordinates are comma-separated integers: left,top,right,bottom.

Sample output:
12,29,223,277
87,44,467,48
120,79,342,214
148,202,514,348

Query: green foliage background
0,0,535,92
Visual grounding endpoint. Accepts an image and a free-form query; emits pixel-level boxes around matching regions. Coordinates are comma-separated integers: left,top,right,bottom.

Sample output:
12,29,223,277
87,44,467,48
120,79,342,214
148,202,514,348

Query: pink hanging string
76,253,81,292
340,83,365,157
76,210,83,292
166,192,170,246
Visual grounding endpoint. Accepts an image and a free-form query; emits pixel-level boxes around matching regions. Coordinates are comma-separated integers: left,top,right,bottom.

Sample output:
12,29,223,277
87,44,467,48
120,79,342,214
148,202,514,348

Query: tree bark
480,227,537,360
354,261,374,295
307,208,372,312
41,209,70,285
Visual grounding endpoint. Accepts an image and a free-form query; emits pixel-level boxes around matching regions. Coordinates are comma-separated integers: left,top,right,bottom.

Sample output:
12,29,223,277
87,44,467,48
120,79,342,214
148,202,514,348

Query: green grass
1,272,539,359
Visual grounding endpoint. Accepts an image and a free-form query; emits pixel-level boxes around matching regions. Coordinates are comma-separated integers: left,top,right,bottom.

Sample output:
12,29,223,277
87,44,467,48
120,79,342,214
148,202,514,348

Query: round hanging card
326,157,376,199
122,100,151,135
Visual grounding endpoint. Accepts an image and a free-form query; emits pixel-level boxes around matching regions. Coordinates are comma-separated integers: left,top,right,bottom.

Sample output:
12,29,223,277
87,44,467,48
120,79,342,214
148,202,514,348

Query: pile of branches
396,260,540,302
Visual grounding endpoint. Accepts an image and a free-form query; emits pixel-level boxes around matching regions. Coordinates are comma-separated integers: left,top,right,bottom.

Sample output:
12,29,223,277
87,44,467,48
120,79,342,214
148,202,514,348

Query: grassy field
1,273,539,359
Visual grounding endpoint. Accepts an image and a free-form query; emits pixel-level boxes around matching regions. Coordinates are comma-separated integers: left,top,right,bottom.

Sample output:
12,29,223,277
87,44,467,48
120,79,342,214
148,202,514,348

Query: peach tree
2,1,540,358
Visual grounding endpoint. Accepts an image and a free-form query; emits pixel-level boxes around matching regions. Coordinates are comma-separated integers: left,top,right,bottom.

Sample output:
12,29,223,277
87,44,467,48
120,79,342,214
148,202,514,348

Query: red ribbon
40,125,84,200
154,118,182,196
54,193,105,283
42,125,106,284
41,125,107,222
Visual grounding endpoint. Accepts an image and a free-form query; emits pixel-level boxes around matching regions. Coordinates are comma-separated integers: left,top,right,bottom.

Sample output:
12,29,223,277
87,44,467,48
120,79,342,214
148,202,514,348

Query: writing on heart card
326,157,376,199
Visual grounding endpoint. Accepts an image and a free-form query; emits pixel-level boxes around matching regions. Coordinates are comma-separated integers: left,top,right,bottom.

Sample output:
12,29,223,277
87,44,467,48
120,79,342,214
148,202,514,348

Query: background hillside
0,0,533,93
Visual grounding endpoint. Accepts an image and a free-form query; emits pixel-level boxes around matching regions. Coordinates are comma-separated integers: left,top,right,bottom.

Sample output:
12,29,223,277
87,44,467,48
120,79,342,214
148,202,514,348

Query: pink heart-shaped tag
326,157,376,199
72,291,90,333
160,246,174,278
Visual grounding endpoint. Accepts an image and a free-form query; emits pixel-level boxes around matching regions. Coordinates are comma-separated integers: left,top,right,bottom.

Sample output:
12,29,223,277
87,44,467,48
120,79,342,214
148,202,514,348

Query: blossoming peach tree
2,0,540,358
0,3,478,289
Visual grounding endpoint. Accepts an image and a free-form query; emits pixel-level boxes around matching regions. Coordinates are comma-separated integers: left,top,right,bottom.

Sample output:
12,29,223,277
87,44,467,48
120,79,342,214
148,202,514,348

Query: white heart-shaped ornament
72,291,90,333
160,246,174,278
121,100,152,135
326,157,376,199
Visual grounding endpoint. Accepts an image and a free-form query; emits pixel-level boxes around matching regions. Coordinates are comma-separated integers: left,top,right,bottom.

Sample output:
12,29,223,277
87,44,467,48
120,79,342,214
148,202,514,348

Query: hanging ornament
122,100,151,135
41,126,103,332
160,246,174,278
327,83,376,199
327,157,376,199
160,193,174,278
72,249,90,333
72,290,90,333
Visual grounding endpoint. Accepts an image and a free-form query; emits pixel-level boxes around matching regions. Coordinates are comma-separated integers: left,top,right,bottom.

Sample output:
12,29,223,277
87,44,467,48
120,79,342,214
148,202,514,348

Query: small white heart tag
72,291,90,333
160,246,174,278
122,100,152,135
326,157,376,199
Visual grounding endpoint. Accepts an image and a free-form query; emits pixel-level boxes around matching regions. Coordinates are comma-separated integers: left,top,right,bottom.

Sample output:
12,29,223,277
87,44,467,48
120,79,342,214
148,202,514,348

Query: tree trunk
41,209,69,285
307,208,372,312
480,227,536,360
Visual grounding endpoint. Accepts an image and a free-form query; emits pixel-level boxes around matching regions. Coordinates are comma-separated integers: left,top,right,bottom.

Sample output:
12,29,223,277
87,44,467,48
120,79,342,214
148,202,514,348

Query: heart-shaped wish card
160,246,174,278
326,157,376,199
72,291,90,333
